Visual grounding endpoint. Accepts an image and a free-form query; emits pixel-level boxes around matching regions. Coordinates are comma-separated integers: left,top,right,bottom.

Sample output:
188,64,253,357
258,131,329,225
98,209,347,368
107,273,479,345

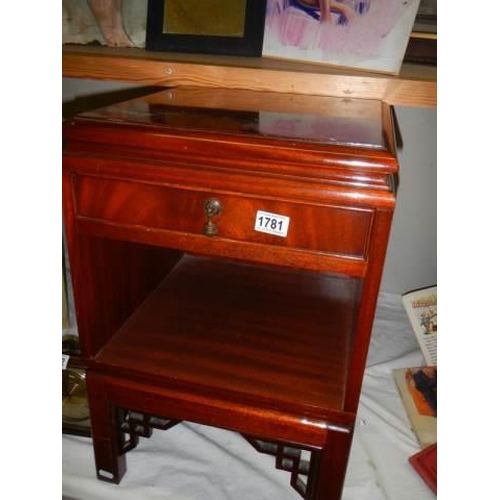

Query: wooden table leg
87,372,127,484
313,426,353,500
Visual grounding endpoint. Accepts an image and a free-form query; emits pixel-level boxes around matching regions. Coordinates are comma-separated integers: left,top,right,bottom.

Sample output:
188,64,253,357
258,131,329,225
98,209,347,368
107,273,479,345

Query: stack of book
393,286,437,494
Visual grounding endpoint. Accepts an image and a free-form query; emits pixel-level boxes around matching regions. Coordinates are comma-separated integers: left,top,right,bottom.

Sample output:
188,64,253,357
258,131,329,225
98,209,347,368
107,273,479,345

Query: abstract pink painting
263,0,421,74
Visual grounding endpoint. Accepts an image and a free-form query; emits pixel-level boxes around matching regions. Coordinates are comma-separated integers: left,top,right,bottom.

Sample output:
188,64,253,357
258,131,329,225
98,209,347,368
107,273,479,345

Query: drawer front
75,176,372,259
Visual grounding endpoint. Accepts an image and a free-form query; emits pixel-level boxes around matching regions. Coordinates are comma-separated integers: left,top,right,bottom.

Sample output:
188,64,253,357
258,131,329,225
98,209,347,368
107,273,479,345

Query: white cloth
62,292,435,499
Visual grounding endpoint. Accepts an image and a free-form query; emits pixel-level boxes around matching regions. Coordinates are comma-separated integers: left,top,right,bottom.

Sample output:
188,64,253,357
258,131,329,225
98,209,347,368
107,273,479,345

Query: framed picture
146,0,267,56
63,0,147,48
263,0,422,74
404,33,436,65
412,0,437,33
404,0,437,65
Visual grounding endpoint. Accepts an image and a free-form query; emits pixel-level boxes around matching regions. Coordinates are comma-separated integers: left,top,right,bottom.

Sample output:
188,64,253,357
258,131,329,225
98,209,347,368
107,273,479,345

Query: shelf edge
62,47,436,108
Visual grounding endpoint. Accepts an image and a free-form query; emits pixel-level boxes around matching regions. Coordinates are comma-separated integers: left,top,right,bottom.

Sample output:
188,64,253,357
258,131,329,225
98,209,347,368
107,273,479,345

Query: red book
409,443,437,494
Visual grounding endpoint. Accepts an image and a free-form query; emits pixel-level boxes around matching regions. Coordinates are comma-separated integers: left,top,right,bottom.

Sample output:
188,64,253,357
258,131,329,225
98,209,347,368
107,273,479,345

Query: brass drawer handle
203,198,222,237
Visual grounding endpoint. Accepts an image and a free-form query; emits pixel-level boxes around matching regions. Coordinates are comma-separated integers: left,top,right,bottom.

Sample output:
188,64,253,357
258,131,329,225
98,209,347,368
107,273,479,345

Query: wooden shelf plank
63,45,436,108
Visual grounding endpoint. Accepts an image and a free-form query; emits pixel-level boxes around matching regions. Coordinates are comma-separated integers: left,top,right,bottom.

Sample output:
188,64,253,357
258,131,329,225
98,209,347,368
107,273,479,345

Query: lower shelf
94,254,362,414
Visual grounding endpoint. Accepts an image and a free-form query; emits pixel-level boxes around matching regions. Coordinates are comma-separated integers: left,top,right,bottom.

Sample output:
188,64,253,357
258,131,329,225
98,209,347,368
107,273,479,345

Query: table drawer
75,176,372,259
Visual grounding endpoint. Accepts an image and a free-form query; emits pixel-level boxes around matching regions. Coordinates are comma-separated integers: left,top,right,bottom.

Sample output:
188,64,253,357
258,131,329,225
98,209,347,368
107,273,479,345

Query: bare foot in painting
87,0,134,47
298,0,357,24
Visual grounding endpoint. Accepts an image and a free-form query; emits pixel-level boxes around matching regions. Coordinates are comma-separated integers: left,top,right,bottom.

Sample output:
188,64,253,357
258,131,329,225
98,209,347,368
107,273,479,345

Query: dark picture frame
404,0,437,65
146,0,267,57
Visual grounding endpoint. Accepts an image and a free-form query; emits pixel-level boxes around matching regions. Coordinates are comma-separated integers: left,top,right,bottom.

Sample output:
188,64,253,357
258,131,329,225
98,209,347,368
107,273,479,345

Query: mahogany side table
62,87,398,500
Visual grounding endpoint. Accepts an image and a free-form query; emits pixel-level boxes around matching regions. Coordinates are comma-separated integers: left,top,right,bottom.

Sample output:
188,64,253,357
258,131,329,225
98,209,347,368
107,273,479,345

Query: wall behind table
62,78,437,295
382,106,437,294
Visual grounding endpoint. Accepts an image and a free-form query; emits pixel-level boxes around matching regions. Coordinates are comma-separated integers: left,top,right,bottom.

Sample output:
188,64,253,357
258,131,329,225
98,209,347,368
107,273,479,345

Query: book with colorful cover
393,366,437,449
402,286,437,366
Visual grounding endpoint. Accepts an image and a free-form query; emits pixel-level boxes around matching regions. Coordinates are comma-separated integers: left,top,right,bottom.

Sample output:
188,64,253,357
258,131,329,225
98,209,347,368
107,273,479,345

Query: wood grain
63,45,436,108
94,255,362,414
75,175,373,259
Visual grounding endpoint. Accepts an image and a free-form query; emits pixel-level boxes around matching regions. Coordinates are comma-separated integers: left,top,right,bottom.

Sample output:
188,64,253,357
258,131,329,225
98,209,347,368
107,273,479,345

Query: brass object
203,198,222,236
62,369,90,423
62,334,80,356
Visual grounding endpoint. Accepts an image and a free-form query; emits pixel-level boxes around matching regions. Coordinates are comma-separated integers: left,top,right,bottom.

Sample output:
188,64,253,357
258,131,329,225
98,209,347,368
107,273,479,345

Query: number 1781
254,210,290,237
